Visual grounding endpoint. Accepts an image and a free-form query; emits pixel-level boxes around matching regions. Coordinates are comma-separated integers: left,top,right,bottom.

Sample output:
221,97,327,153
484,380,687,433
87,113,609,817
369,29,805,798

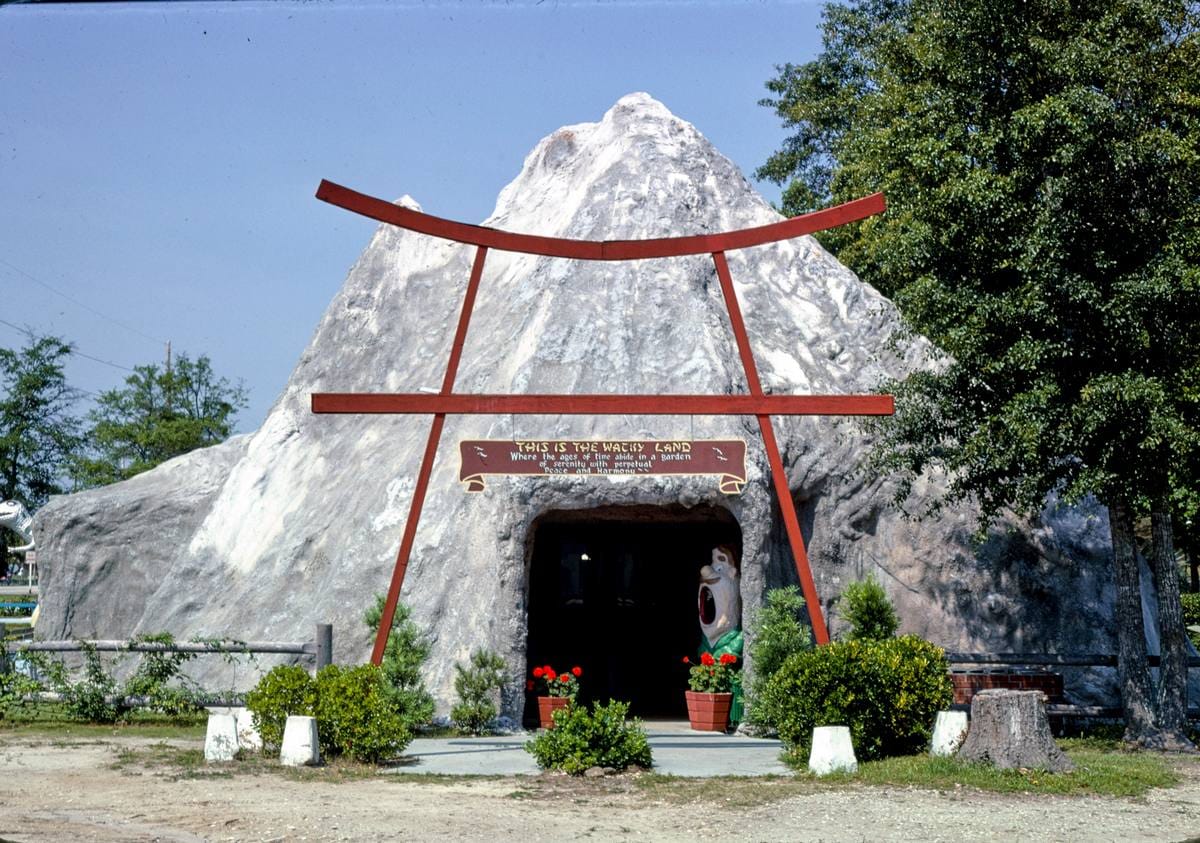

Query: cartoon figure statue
697,544,744,723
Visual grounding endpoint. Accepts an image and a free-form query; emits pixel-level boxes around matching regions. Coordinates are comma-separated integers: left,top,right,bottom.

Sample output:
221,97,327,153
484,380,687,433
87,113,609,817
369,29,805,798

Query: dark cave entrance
524,505,741,723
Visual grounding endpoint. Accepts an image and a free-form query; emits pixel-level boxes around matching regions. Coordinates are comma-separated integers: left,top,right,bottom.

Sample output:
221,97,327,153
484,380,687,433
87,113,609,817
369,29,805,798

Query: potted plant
528,664,581,729
682,652,738,732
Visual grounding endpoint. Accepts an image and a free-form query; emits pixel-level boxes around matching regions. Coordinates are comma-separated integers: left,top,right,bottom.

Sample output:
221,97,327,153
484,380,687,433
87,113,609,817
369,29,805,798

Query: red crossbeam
312,393,894,416
316,180,886,259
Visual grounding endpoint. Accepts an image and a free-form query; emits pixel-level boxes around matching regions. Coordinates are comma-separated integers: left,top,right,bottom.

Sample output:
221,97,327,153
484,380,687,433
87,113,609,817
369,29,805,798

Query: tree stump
957,689,1073,772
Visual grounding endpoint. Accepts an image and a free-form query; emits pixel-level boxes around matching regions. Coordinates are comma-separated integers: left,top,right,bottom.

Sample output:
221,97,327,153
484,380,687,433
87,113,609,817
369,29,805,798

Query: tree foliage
74,353,247,486
0,334,81,508
759,0,1199,746
761,0,1200,517
364,596,436,726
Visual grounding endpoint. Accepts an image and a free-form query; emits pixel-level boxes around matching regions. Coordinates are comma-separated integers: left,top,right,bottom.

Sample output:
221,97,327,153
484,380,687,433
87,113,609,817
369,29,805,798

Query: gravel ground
2,736,1199,842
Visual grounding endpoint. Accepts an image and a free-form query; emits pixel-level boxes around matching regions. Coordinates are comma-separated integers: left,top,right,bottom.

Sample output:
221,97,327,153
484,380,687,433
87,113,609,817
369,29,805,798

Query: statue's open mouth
699,585,716,625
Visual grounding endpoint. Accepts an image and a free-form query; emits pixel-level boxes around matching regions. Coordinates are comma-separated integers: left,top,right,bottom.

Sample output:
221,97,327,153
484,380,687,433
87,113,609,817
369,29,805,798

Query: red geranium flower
559,674,570,683
681,656,691,664
545,668,557,680
700,652,715,666
719,653,737,666
571,666,582,677
532,667,544,678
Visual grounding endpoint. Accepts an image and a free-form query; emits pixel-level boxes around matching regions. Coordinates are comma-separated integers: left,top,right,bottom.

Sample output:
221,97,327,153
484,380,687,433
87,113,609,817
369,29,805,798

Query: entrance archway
525,505,741,723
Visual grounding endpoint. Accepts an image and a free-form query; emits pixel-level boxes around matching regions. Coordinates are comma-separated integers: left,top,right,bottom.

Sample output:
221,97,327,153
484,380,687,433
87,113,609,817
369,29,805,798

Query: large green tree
759,0,1199,748
74,353,248,487
0,335,81,509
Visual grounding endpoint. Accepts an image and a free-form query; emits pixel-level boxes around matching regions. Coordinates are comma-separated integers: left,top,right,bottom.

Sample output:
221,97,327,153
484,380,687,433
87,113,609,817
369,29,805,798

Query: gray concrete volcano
35,94,1127,717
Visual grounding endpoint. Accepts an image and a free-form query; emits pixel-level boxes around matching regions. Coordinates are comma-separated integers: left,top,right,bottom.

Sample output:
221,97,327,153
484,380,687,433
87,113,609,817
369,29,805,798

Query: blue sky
1,0,824,430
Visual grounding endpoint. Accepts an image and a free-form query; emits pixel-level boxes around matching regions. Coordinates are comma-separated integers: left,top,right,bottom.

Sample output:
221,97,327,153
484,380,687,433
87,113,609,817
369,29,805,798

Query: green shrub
245,664,317,752
122,633,202,717
746,586,813,729
315,664,412,763
762,635,952,762
450,649,507,735
365,597,435,726
31,643,121,723
839,576,899,641
524,699,652,774
23,633,209,723
1182,593,1200,648
0,664,41,721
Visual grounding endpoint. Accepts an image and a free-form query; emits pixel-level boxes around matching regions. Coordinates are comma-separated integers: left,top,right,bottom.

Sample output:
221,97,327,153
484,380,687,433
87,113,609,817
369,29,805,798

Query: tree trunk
957,689,1073,772
1108,496,1162,746
1150,504,1197,751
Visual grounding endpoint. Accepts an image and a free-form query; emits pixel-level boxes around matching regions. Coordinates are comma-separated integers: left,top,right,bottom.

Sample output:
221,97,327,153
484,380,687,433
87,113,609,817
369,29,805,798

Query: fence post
315,623,333,672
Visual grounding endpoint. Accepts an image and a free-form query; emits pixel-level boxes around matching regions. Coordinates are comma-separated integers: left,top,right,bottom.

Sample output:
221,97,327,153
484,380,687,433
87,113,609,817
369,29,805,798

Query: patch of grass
841,744,1178,798
635,740,1182,805
2,702,206,740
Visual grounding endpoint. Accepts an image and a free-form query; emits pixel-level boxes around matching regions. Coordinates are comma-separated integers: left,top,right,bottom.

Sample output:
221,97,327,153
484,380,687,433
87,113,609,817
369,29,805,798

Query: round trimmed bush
524,699,652,774
315,664,412,763
245,665,317,752
761,635,952,762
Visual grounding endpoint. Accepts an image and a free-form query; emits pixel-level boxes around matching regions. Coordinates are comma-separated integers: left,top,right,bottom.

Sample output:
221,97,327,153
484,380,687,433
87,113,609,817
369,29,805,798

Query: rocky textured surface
34,94,1141,714
35,435,249,640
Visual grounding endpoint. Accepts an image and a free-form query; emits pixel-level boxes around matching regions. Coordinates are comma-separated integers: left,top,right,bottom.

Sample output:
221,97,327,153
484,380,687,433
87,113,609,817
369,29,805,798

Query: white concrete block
204,713,239,762
930,710,969,757
280,715,320,767
808,725,858,775
233,707,263,753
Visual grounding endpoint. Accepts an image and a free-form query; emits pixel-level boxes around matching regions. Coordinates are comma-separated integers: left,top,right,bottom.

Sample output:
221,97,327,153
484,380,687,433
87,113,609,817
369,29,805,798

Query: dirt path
2,736,1199,842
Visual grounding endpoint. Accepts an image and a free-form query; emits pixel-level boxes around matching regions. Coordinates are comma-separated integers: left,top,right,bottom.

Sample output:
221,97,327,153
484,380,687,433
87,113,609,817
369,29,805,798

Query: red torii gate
310,179,892,662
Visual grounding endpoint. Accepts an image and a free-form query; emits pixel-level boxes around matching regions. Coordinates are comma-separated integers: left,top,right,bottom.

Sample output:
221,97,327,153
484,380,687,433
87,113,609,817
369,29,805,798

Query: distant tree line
0,332,247,510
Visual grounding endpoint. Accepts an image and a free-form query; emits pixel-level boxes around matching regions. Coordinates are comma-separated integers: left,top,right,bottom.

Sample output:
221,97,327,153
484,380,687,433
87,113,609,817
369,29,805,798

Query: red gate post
710,251,830,644
369,244,489,665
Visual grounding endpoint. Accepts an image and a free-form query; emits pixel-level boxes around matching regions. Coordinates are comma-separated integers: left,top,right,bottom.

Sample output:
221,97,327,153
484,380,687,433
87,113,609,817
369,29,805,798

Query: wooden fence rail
2,623,334,671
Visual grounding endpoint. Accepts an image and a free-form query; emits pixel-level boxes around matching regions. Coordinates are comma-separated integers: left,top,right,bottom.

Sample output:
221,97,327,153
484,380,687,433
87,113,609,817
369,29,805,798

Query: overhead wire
0,317,135,373
0,257,167,348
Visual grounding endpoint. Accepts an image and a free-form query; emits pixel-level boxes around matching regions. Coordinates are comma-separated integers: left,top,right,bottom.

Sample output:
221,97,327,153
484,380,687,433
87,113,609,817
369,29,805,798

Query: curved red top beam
316,179,886,260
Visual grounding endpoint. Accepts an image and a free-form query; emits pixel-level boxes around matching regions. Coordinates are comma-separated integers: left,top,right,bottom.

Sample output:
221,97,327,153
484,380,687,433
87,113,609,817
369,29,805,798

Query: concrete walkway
393,721,791,777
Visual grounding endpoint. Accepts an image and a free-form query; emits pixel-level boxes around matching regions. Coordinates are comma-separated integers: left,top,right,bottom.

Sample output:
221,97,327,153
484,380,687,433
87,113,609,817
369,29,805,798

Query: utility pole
165,341,173,413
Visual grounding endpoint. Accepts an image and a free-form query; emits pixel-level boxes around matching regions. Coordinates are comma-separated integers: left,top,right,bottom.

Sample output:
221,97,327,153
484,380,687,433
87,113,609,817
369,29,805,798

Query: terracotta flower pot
685,690,733,732
537,695,571,729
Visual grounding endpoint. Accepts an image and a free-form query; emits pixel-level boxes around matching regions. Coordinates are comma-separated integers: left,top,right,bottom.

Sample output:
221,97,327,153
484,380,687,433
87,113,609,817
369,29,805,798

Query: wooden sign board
459,439,746,494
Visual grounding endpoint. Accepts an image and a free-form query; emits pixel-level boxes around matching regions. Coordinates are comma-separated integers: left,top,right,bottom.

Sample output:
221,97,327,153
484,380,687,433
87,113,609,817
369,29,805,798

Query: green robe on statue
699,628,744,724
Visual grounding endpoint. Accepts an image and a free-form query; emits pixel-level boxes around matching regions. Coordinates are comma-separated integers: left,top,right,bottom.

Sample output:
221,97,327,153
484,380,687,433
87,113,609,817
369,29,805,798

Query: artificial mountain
35,94,1138,716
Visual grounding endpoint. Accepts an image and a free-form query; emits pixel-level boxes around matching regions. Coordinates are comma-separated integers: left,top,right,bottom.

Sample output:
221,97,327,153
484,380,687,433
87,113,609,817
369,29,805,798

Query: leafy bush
32,643,121,723
451,649,507,735
525,699,652,775
22,633,210,723
838,576,899,641
761,635,952,762
245,664,317,752
122,633,202,716
365,597,435,726
1182,593,1200,648
315,664,412,763
746,586,813,729
0,664,40,720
